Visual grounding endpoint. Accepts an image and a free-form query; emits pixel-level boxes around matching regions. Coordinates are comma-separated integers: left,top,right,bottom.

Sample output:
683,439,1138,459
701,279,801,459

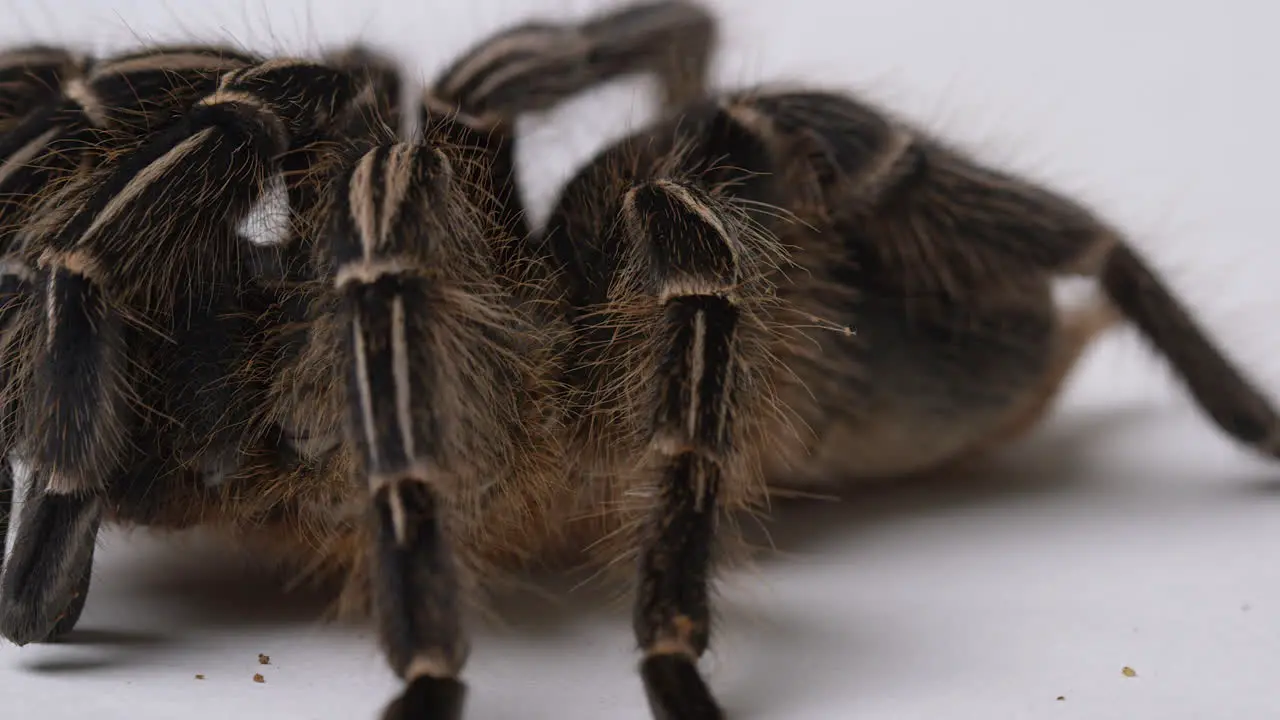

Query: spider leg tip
640,653,726,720
382,674,467,720
0,602,52,647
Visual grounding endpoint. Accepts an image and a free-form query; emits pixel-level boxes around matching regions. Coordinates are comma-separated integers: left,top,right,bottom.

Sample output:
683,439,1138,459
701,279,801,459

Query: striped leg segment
327,142,512,719
431,0,716,119
617,179,760,720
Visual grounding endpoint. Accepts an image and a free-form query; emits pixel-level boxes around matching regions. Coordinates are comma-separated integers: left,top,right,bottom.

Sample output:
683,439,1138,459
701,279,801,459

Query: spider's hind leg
0,257,31,583
1096,242,1280,457
904,144,1280,460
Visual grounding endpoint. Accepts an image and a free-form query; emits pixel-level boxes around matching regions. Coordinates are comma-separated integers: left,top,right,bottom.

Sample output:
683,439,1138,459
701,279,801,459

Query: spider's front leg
321,140,538,720
0,468,100,644
0,237,102,641
0,215,110,644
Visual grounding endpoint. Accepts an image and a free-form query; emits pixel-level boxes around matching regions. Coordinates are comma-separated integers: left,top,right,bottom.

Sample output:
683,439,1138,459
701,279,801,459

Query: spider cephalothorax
1,2,1276,720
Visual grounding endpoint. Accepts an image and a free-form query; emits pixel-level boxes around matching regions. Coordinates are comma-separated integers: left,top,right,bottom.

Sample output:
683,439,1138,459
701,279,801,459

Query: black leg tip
46,572,91,641
382,675,467,720
0,602,54,646
0,534,94,645
640,653,725,720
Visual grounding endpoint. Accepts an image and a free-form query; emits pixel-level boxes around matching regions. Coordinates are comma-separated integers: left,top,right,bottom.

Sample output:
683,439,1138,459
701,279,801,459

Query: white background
1,0,1279,718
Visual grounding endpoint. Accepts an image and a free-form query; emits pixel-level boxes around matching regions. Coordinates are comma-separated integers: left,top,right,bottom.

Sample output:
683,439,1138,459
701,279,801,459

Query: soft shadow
474,565,631,639
1236,473,1280,497
8,541,334,675
463,404,1172,644
741,402,1160,559
9,624,174,675
53,627,171,647
6,620,175,676
118,534,343,629
49,400,1237,699
712,601,898,720
22,656,118,674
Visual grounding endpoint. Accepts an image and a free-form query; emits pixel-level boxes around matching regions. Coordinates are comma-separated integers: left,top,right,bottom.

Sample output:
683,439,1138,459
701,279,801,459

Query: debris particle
258,653,271,665
1056,696,1065,701
194,674,205,680
253,673,265,684
1122,666,1137,678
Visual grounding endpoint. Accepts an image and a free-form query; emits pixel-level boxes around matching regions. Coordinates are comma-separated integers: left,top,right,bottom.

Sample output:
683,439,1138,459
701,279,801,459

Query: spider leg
532,88,798,717
807,102,1280,460
424,0,718,281
616,179,764,720
431,0,715,120
580,0,716,111
586,166,781,717
0,196,118,643
961,162,1280,456
0,254,32,609
326,143,473,718
0,460,10,574
718,88,1280,469
1098,243,1280,457
321,130,550,718
0,465,100,645
323,45,405,138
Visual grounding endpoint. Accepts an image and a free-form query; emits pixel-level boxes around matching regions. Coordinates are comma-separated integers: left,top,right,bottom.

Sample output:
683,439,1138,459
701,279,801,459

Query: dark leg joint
633,455,718,649
370,475,469,719
32,263,127,485
622,180,739,301
370,476,466,675
634,453,722,719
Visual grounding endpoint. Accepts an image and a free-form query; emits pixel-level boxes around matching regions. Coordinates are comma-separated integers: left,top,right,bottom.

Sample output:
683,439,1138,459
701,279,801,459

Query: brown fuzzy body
154,87,1132,624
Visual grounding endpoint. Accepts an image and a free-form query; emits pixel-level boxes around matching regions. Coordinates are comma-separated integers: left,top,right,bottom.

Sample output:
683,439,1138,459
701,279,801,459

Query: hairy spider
1,2,1277,719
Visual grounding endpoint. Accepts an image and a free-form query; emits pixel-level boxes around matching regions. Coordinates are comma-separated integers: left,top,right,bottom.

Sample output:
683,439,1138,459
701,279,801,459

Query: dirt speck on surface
195,675,205,681
1122,666,1137,678
253,673,266,684
258,653,271,665
1056,696,1065,701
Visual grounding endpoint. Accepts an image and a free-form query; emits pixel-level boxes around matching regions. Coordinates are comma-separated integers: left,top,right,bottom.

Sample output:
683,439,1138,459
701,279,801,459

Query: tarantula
1,1,1277,719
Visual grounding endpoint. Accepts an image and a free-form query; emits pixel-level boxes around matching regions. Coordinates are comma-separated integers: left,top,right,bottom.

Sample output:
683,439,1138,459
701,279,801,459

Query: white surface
2,1,1280,718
